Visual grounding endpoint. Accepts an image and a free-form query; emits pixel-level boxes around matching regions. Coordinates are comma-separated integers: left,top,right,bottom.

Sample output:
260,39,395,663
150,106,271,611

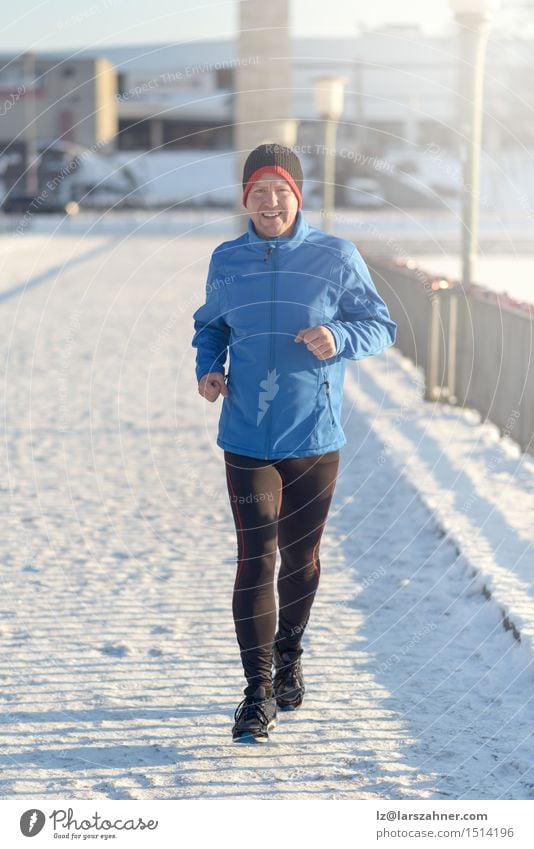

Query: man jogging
192,144,396,742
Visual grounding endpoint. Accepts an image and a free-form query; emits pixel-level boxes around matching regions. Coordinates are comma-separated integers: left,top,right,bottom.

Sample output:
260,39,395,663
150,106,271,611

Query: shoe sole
276,698,303,711
232,718,277,743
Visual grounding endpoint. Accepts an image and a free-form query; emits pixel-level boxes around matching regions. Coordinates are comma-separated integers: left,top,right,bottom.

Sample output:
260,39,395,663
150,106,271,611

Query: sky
2,0,457,52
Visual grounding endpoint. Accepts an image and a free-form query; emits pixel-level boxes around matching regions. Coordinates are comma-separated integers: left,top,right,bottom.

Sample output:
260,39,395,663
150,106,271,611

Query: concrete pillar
233,0,295,230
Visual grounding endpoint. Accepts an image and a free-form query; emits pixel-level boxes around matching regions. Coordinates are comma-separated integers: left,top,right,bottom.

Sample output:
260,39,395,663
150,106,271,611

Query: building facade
0,28,531,176
0,54,118,151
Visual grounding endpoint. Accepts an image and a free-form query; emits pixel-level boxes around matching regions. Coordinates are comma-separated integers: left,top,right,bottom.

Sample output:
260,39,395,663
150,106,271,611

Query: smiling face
245,171,299,239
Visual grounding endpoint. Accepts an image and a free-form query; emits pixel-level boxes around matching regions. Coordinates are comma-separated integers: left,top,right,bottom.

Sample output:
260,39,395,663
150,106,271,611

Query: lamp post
313,76,346,233
445,0,497,405
449,0,497,288
449,0,496,286
22,51,39,197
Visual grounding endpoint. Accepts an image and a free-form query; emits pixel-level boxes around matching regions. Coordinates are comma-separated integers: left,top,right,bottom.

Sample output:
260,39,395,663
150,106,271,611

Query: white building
86,28,529,156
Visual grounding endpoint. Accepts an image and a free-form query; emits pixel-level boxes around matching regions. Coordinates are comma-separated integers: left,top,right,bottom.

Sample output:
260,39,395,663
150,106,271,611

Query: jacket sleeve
191,258,230,382
322,247,397,360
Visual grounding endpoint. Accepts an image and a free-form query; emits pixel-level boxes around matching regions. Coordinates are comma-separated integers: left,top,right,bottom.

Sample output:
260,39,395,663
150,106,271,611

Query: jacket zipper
265,242,277,458
324,378,335,426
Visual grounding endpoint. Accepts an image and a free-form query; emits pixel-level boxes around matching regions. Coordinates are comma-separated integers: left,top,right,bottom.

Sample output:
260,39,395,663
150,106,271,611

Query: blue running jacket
192,210,397,460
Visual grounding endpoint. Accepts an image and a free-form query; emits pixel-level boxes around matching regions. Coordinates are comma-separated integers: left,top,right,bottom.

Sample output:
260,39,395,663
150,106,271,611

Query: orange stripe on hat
242,165,303,208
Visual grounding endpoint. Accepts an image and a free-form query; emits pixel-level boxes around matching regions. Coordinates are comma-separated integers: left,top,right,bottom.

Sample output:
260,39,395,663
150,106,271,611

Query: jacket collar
246,209,309,252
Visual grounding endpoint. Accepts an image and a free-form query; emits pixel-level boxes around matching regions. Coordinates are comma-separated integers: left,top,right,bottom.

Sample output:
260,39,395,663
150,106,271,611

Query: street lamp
445,0,497,404
313,75,346,233
22,51,39,197
448,0,498,288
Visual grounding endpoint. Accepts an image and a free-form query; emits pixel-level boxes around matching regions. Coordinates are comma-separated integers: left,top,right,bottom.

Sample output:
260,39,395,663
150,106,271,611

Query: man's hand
198,371,229,402
294,325,337,360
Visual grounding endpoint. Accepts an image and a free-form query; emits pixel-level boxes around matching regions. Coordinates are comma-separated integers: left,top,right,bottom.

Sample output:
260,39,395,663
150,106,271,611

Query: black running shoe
273,643,305,710
232,684,277,743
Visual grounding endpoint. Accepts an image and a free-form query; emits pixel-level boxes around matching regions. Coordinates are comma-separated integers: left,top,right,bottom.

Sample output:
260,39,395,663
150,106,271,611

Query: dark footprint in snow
100,643,129,657
156,568,172,582
132,773,154,788
92,781,134,799
151,625,172,635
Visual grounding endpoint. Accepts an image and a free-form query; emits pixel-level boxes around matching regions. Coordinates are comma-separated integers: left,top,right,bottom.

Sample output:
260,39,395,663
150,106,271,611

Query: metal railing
368,258,534,455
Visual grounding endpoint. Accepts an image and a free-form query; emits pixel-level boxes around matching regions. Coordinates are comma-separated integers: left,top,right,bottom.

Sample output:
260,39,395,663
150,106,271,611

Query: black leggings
224,449,340,688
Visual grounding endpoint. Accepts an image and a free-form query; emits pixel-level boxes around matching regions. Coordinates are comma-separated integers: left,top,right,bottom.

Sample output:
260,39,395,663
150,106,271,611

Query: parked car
344,177,386,208
1,192,79,215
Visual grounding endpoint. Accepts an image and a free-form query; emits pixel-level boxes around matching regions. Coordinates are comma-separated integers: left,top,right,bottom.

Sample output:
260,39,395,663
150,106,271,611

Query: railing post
425,293,441,402
446,290,458,404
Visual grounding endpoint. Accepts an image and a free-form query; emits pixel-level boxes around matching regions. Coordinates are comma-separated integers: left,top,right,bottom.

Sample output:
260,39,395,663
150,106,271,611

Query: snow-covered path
0,231,533,800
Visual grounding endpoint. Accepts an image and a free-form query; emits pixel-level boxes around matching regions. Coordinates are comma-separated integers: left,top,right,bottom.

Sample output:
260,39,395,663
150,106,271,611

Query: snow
3,201,532,304
347,355,534,650
0,227,533,800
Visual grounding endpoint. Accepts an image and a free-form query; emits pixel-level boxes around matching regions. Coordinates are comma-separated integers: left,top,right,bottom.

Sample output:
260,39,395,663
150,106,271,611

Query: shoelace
234,696,271,726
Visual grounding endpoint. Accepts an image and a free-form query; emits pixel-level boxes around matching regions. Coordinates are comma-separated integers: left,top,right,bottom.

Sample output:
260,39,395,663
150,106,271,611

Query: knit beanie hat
242,143,303,208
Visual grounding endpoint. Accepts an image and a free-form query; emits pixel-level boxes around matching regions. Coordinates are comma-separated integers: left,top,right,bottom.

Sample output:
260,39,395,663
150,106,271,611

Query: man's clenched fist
198,371,229,402
294,325,337,360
